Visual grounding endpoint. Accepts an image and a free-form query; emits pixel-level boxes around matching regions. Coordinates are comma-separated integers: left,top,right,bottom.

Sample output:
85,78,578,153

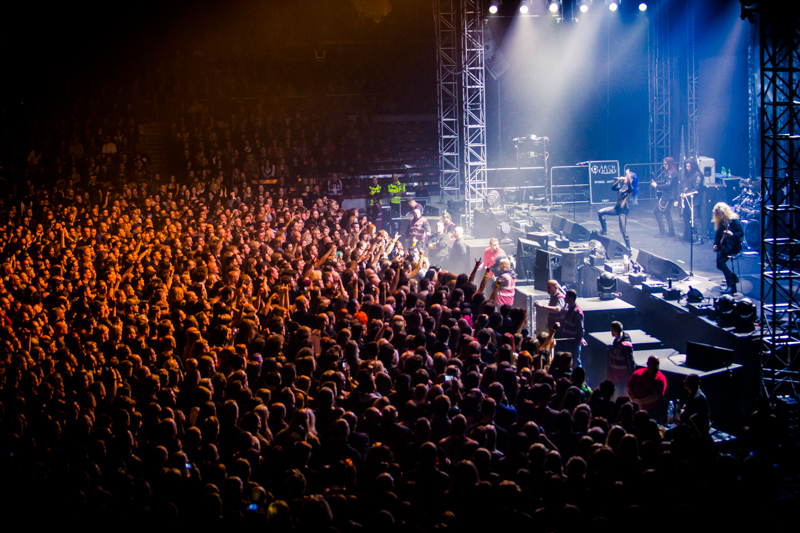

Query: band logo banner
589,160,620,205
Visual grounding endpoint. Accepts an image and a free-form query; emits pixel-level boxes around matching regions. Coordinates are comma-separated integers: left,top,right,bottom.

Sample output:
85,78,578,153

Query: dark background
1,0,751,177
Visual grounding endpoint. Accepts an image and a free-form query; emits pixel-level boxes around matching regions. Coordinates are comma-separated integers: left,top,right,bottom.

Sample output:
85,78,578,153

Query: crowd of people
0,30,789,532
0,150,786,530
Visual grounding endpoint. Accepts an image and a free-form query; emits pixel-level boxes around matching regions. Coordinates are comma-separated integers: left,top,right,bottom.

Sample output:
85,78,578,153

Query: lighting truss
462,0,488,234
754,1,800,397
686,0,698,157
436,0,461,202
648,0,671,179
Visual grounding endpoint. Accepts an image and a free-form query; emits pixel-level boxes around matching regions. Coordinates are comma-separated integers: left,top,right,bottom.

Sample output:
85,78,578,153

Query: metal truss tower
686,0,699,157
749,0,800,397
747,22,759,181
648,0,671,171
461,0,488,233
436,0,461,202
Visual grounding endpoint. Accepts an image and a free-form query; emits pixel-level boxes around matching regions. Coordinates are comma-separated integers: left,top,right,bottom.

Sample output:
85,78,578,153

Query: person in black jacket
712,202,743,294
651,157,679,238
681,158,705,243
448,226,468,274
598,169,637,250
680,373,711,435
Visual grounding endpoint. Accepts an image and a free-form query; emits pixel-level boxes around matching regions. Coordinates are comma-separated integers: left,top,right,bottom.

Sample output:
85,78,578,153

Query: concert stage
504,200,762,431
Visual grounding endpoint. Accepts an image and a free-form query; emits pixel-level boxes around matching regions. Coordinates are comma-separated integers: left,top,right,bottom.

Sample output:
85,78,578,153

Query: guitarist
651,157,679,238
712,202,743,294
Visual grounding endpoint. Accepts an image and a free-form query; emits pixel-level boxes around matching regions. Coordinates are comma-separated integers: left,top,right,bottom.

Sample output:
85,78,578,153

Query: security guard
388,173,406,219
368,176,382,207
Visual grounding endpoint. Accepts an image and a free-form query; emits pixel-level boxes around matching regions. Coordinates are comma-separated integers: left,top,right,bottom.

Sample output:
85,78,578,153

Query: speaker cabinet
560,250,587,286
686,341,735,371
591,233,629,260
516,238,541,285
526,232,550,249
562,220,592,242
535,248,562,291
423,204,441,217
636,250,689,281
550,214,567,234
447,200,466,215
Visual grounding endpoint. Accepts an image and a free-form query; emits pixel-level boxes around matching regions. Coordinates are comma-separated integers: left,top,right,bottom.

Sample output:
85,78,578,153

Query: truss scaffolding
436,0,461,202
686,0,698,157
648,0,671,175
461,0,487,233
753,1,800,397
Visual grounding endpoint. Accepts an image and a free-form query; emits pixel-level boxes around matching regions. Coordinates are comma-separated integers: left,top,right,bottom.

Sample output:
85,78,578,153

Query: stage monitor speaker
636,250,689,281
526,232,549,249
686,341,735,371
591,232,629,260
534,248,562,291
560,250,585,285
516,238,541,285
517,238,541,258
512,217,543,233
464,240,488,267
447,200,466,216
562,219,592,242
551,214,567,234
423,204,441,217
470,211,494,239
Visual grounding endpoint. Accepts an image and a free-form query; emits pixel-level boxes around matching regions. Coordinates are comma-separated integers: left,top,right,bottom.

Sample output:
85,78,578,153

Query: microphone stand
688,193,696,276
572,177,577,222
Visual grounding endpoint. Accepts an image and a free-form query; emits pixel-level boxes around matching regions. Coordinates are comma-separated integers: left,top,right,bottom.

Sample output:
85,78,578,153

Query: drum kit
733,178,761,250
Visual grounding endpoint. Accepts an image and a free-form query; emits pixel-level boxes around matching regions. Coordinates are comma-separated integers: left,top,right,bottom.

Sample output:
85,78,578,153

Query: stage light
735,298,757,332
607,0,619,11
597,272,618,300
580,0,591,13
715,294,737,327
520,1,530,14
549,0,560,13
498,222,514,245
639,2,647,11
489,0,501,14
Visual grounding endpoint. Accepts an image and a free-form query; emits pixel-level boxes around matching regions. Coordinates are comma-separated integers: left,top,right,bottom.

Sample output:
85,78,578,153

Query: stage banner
588,160,621,205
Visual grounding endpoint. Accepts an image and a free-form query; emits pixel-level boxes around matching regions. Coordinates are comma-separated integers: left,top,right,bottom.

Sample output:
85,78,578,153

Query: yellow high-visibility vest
388,182,405,204
369,184,382,206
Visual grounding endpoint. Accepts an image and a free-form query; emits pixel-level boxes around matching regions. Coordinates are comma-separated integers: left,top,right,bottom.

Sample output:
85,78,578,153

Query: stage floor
502,199,761,300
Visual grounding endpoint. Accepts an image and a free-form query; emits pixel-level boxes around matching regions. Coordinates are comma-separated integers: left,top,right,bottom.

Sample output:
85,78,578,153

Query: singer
597,169,638,250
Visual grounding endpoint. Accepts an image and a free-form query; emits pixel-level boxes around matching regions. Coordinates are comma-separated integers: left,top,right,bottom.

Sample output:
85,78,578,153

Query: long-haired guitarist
712,202,743,294
651,157,679,238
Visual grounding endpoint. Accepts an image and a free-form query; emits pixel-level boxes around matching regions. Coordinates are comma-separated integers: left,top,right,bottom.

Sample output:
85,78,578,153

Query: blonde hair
712,202,738,231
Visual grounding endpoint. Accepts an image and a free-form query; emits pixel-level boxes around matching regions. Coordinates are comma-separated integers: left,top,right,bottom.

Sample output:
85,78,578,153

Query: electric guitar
717,220,742,256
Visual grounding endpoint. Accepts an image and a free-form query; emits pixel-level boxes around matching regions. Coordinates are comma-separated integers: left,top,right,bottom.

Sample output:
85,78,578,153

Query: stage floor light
639,2,647,11
608,1,618,11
